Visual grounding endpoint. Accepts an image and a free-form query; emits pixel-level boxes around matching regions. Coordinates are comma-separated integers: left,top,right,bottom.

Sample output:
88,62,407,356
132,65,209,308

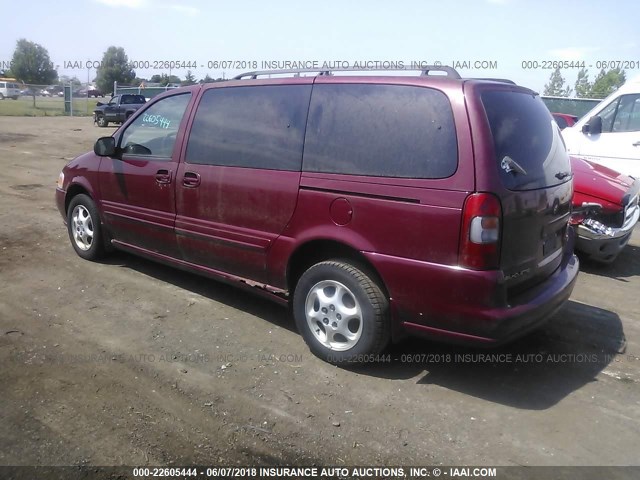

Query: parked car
76,87,104,97
0,80,21,100
93,94,146,127
571,156,639,263
55,66,579,364
562,76,640,179
552,112,578,130
46,86,64,97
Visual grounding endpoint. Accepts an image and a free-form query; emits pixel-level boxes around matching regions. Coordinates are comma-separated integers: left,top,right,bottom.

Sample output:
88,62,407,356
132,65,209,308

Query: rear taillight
459,193,502,270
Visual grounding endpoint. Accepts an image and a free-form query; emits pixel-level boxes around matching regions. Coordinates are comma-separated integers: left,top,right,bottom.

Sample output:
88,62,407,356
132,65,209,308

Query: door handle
183,171,201,188
155,169,172,184
633,141,640,147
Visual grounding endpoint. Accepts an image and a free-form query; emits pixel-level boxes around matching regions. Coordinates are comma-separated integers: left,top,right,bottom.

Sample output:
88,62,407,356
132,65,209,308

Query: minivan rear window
303,84,458,179
482,90,571,191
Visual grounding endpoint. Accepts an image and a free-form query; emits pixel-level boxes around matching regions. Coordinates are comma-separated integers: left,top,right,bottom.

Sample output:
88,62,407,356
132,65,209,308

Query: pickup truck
94,94,146,127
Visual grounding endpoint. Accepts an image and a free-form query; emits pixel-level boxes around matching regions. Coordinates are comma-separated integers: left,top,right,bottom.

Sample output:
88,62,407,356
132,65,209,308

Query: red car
55,67,579,364
571,157,639,263
552,112,578,130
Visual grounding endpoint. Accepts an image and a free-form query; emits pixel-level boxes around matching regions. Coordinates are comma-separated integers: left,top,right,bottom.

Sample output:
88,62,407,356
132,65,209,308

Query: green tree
10,39,58,105
60,75,82,87
10,39,58,85
198,74,226,84
199,74,215,84
589,68,626,99
543,67,572,97
149,74,181,86
95,46,135,94
182,70,197,86
574,68,592,98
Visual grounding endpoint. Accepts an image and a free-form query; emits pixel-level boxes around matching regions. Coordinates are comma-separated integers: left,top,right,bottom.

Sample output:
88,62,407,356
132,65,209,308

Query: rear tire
293,260,390,365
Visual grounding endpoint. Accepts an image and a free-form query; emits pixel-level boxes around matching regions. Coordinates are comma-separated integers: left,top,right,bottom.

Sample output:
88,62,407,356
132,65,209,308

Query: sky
2,0,639,92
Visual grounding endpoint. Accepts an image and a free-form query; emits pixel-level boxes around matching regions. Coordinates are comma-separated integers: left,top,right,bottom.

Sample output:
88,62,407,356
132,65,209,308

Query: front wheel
67,194,106,260
293,261,390,365
96,114,108,127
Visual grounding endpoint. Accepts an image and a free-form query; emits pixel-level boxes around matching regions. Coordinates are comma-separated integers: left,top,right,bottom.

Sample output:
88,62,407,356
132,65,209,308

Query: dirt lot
1,117,639,472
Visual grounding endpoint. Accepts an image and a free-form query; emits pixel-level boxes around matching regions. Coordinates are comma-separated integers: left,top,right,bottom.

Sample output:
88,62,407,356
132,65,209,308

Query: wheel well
287,240,388,298
64,184,90,214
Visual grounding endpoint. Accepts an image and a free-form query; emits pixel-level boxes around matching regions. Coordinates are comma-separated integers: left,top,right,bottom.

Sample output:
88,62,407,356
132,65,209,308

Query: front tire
293,261,390,365
96,114,108,127
67,194,106,261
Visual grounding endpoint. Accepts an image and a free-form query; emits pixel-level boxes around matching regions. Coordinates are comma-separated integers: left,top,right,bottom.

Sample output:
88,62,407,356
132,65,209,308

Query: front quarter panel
57,151,102,218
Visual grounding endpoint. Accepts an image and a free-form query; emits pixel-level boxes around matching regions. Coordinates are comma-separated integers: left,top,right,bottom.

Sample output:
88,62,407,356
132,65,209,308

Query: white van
0,79,21,100
562,76,640,179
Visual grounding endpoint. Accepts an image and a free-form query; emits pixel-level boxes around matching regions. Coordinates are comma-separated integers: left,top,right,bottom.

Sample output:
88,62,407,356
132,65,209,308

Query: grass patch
0,96,103,117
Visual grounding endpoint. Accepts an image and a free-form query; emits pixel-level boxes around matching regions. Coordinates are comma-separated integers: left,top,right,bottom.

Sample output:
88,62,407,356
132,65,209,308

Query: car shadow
351,300,625,410
97,251,297,334
99,252,624,411
578,243,640,280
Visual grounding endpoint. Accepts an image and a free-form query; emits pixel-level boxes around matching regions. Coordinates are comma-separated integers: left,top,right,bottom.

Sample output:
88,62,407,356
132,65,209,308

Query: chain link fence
0,81,185,116
114,82,179,100
0,82,105,117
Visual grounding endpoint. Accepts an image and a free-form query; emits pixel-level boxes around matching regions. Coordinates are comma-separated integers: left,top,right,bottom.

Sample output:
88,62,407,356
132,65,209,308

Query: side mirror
582,115,602,135
94,136,116,157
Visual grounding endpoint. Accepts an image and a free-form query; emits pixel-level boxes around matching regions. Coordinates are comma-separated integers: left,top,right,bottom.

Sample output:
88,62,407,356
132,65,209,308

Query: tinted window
598,98,619,132
185,85,311,170
303,84,458,178
611,94,640,132
119,93,191,158
553,115,568,129
482,90,571,191
123,95,145,105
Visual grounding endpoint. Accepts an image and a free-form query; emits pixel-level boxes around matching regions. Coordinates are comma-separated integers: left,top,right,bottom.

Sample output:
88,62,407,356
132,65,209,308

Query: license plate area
543,229,563,257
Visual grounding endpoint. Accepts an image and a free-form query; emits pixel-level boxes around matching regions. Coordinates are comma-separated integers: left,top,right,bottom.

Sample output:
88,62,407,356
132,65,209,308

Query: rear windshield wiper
500,156,527,175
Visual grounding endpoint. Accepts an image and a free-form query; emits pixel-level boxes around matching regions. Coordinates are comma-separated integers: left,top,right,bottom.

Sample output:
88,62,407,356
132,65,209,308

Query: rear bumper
365,248,579,345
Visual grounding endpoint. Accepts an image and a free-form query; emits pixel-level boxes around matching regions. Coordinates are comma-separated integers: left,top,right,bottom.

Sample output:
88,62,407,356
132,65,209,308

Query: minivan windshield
482,90,571,191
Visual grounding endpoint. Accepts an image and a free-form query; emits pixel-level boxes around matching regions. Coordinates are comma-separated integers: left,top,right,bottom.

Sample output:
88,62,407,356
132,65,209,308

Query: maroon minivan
56,66,579,364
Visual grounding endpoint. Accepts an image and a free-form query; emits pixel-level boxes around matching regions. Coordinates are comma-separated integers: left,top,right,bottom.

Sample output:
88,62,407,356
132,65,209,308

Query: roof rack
233,65,461,80
470,78,517,85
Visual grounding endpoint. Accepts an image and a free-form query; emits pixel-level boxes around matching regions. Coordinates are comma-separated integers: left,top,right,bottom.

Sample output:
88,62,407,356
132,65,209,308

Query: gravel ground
0,117,639,477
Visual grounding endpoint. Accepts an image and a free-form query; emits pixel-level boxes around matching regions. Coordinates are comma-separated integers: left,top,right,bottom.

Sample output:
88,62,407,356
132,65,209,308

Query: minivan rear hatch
475,85,573,294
